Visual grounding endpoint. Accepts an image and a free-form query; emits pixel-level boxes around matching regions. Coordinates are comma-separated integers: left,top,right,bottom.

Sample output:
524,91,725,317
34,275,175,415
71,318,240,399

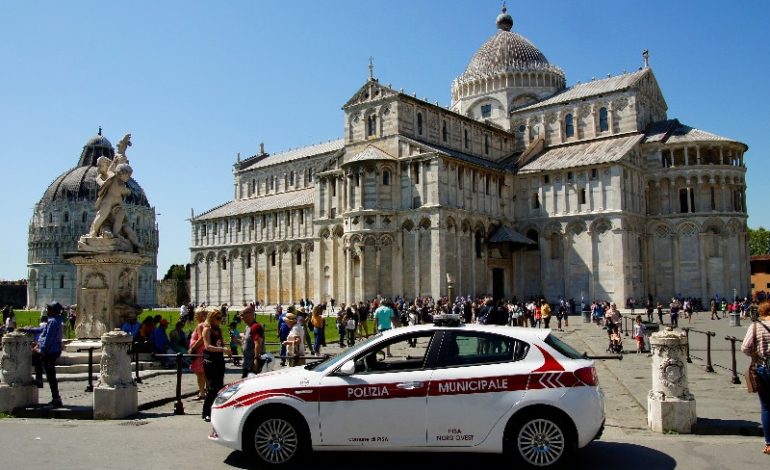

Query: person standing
344,307,358,347
373,299,397,333
710,298,720,320
21,302,64,407
310,305,326,355
228,321,241,367
240,306,265,377
179,303,188,324
282,313,305,366
541,300,552,329
373,299,397,356
670,301,679,328
188,307,208,400
4,309,16,333
633,315,646,354
201,309,231,422
1,305,10,326
277,309,291,366
741,302,770,455
336,307,346,348
555,303,565,331
220,303,229,324
357,301,370,339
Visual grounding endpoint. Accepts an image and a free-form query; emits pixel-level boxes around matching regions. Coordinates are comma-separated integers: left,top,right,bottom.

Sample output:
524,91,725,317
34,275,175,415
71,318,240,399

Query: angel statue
86,133,143,252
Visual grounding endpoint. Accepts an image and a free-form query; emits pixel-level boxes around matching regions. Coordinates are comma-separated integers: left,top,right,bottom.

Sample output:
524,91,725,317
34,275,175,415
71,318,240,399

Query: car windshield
544,334,584,359
309,332,384,373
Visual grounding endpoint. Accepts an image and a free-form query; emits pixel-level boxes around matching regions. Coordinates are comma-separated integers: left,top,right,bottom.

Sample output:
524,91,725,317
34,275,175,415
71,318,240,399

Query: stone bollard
93,330,137,419
648,327,696,433
0,332,38,412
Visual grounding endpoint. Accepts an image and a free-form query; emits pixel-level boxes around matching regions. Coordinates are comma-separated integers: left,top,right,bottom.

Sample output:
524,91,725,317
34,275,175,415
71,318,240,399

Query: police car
209,317,605,468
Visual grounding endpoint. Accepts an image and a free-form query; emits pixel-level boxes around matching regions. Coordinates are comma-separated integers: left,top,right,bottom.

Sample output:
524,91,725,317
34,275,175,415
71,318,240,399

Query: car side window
354,332,434,374
439,331,529,368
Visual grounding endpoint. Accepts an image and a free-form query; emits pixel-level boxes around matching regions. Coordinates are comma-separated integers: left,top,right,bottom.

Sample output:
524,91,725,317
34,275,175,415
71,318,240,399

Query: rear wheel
243,411,307,467
505,412,574,468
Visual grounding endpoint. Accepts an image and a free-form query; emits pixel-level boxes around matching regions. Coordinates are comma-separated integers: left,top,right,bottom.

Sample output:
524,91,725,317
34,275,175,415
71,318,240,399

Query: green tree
163,264,190,306
748,227,770,256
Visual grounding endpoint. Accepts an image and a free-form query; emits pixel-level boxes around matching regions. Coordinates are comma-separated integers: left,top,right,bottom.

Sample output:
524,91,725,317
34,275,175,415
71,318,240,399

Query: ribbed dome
455,7,564,85
84,134,113,148
38,133,150,208
39,166,150,207
459,30,554,83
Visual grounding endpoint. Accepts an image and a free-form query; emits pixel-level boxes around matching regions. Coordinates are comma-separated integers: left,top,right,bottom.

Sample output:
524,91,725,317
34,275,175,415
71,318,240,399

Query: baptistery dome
40,134,150,207
27,131,158,308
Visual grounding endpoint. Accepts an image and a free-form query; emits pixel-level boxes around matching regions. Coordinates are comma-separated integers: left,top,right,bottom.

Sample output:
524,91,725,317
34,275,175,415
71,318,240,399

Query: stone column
277,250,283,305
647,328,696,433
414,231,421,298
375,246,381,297
93,330,137,419
345,247,353,305
0,332,38,412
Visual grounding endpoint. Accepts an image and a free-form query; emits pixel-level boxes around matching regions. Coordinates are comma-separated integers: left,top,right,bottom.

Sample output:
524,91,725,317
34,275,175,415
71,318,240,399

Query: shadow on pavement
694,417,764,436
224,441,676,470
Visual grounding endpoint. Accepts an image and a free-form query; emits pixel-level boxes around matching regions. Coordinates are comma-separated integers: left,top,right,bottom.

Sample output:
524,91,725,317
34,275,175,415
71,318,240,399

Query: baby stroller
606,325,623,354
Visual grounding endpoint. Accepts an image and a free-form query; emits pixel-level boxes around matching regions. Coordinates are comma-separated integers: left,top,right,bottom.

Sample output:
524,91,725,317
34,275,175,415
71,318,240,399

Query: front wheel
506,413,574,468
244,412,307,467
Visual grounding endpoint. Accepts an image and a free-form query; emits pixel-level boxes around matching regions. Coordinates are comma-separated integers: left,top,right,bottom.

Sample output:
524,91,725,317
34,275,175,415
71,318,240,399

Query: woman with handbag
741,301,770,455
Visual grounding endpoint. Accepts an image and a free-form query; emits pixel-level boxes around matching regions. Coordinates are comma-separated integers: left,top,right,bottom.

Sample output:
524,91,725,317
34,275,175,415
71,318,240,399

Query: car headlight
214,383,241,406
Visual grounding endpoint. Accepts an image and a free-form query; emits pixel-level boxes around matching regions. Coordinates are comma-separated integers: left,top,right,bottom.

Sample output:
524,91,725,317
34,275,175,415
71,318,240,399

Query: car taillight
575,366,598,386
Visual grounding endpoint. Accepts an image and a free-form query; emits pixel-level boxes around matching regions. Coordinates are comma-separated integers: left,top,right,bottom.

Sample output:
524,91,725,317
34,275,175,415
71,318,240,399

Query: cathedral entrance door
492,268,504,300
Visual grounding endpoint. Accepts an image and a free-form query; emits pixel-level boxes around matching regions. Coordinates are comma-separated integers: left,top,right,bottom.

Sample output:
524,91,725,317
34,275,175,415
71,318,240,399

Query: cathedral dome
38,132,150,208
457,7,560,83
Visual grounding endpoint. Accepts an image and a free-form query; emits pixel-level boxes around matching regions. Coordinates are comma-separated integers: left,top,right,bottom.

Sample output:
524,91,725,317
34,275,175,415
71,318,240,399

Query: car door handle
396,381,424,390
294,389,314,395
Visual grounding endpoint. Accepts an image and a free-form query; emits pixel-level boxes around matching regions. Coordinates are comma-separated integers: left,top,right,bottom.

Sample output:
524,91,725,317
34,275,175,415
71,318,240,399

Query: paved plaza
7,310,768,468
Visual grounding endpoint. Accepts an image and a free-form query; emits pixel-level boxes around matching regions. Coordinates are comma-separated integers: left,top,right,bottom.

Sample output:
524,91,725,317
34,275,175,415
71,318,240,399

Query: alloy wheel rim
517,418,565,467
254,418,299,464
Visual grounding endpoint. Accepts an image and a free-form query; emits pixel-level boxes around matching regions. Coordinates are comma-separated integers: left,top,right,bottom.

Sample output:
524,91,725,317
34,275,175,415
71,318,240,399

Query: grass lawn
11,309,372,356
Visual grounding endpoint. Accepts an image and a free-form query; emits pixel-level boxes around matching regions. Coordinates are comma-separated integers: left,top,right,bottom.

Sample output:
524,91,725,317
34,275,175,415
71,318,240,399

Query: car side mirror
336,360,356,376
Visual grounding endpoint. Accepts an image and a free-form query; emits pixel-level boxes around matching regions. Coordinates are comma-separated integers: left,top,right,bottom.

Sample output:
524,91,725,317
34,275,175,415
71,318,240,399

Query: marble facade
190,9,749,307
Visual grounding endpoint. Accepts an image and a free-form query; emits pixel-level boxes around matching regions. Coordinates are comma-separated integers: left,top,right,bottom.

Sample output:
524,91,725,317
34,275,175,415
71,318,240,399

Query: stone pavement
560,310,763,436
32,310,763,436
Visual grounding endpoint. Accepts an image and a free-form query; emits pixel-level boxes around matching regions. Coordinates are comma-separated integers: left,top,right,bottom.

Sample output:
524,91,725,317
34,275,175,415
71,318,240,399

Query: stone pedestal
93,330,137,419
0,332,38,412
648,328,696,433
66,252,147,339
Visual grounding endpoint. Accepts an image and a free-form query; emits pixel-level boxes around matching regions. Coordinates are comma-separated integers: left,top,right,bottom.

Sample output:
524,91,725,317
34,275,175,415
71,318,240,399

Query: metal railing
153,350,331,415
682,327,716,373
724,336,742,385
76,345,99,392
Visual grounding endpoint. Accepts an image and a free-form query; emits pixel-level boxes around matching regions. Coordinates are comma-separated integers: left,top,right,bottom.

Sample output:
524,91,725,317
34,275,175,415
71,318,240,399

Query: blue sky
1,0,768,280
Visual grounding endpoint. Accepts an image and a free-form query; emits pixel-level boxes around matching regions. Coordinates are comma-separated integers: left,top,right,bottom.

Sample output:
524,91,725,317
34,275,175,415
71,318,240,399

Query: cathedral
28,131,159,308
190,7,749,307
